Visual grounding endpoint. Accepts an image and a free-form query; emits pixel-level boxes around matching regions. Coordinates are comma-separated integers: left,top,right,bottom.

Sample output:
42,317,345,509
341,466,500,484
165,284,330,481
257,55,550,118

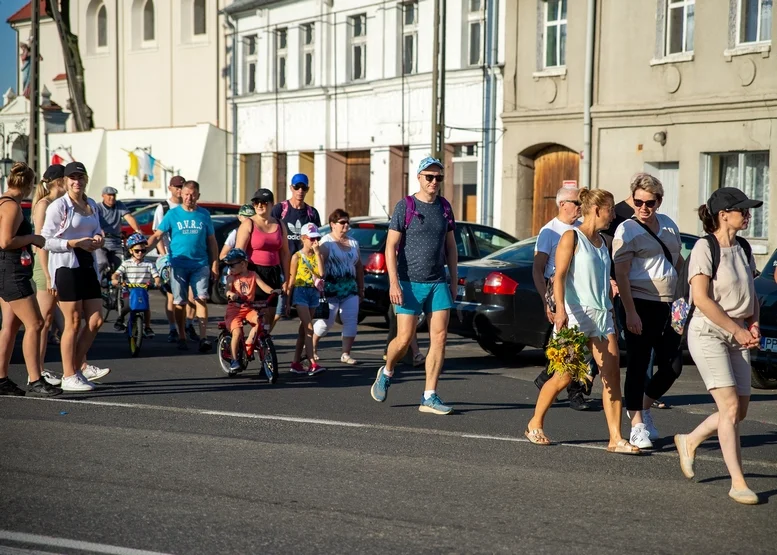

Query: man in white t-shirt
531,185,592,411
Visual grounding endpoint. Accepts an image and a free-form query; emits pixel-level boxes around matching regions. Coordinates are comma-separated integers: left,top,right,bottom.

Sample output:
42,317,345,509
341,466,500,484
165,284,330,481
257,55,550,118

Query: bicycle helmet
127,233,148,249
224,248,248,265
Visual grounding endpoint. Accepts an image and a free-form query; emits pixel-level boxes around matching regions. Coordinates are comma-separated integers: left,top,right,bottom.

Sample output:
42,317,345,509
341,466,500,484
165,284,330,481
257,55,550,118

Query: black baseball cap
707,187,763,214
64,161,87,177
251,188,274,203
43,164,65,180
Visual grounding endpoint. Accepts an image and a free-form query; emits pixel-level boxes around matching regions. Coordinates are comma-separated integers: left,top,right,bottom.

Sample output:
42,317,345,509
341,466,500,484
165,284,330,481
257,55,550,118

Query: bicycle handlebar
227,290,282,308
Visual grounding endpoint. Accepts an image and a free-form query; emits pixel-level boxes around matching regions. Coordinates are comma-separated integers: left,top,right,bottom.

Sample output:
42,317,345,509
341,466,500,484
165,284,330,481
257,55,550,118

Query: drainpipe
222,10,238,204
581,0,596,189
481,0,498,226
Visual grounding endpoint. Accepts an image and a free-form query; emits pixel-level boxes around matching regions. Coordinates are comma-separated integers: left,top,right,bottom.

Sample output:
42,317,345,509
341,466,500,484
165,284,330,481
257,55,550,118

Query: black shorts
55,260,102,303
254,265,282,307
0,253,33,302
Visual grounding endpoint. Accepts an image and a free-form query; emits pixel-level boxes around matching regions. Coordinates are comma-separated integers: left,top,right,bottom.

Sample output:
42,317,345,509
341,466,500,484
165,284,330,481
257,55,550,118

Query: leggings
313,295,359,338
623,298,683,411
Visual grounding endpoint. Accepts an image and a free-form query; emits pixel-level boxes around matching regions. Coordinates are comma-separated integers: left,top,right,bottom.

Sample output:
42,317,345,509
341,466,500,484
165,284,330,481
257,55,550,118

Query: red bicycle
217,292,280,383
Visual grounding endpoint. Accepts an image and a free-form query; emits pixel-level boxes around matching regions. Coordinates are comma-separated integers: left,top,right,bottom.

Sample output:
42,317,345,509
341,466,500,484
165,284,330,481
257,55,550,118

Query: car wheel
751,368,777,390
476,336,525,362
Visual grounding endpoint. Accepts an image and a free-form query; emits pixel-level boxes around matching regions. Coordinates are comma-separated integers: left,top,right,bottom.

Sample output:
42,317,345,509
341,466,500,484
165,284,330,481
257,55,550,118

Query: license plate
760,337,777,353
457,285,466,299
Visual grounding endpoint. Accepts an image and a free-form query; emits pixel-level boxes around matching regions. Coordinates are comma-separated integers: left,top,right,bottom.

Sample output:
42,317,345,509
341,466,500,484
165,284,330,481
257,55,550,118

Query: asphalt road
1,296,776,554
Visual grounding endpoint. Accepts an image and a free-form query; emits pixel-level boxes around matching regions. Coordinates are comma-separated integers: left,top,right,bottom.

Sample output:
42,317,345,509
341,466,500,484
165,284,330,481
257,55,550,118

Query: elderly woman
674,188,762,505
613,173,684,450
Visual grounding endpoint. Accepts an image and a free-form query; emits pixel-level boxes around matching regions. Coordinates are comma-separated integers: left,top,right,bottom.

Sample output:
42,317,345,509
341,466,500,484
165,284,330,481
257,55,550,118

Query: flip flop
652,399,670,409
607,439,641,455
525,428,552,445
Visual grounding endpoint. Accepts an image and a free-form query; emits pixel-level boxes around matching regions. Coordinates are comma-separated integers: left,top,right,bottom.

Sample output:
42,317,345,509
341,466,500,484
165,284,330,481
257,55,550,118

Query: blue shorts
171,266,210,305
292,286,320,309
394,280,453,316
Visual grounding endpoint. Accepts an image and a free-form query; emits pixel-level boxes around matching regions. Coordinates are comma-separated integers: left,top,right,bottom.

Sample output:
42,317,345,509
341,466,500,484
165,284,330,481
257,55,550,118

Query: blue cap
417,156,443,174
291,173,309,187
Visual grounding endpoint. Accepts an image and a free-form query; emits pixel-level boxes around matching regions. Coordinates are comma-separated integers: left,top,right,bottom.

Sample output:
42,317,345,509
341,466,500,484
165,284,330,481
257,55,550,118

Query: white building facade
226,0,505,224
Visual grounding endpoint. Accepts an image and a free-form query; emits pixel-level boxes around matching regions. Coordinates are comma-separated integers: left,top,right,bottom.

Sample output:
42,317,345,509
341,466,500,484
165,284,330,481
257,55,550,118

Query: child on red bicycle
223,248,274,371
112,233,161,337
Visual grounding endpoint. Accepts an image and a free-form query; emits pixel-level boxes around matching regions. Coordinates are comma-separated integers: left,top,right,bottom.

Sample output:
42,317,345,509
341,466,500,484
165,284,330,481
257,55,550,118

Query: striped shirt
115,258,159,285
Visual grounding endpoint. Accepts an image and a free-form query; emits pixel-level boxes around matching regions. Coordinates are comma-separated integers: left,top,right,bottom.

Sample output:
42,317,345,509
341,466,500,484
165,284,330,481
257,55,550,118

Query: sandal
607,439,641,455
525,428,552,445
651,399,670,409
313,353,320,362
340,353,357,365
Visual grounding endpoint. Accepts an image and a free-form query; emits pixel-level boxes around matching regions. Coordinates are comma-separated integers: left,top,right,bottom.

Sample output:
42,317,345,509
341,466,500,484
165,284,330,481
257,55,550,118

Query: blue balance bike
125,283,150,357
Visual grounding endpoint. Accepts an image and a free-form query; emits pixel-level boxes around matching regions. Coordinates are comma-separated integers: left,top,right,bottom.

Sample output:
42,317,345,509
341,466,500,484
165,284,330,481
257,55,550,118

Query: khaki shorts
687,317,751,396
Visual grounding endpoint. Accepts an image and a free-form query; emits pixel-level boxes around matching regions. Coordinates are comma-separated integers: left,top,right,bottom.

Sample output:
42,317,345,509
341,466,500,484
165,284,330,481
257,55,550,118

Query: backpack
162,200,170,215
280,200,315,222
397,195,455,253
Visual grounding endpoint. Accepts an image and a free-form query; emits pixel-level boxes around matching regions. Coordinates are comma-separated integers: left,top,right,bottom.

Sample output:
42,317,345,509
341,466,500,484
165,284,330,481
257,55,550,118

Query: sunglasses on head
423,174,444,183
633,198,658,209
292,184,309,191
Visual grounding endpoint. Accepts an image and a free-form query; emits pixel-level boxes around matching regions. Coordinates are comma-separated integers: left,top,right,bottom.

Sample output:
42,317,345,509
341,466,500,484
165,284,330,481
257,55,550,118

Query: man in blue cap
95,186,142,280
370,156,458,415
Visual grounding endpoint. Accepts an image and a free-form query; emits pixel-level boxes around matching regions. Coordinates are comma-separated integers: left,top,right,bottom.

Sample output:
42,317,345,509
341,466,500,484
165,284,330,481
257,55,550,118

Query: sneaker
61,374,94,392
412,353,426,368
27,370,62,386
569,392,591,411
289,362,307,375
0,378,25,396
167,329,179,343
186,324,200,342
198,338,212,353
143,327,155,339
419,393,453,415
230,359,241,372
80,364,110,382
177,339,189,351
308,362,326,376
27,379,62,397
370,367,391,402
642,410,659,440
113,318,126,331
630,424,653,449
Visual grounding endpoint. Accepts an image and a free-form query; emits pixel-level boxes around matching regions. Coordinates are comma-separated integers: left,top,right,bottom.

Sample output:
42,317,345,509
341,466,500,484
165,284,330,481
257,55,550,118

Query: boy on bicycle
223,248,274,371
112,233,161,337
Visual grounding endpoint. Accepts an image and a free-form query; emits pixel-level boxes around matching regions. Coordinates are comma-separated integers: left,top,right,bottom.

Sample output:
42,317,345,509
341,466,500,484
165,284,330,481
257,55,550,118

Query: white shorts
564,304,615,338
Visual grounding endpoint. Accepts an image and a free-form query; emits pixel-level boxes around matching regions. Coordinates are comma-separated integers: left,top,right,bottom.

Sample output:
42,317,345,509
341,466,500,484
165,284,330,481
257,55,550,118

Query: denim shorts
171,266,210,305
292,286,320,309
394,280,453,316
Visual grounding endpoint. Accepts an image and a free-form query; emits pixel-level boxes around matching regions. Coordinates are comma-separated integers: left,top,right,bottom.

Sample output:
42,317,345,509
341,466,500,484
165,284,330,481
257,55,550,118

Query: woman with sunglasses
674,188,762,505
312,209,365,364
613,173,683,449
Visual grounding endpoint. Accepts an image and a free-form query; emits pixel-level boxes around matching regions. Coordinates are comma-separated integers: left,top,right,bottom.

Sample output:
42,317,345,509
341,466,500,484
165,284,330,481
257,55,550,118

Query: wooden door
532,146,580,234
345,151,371,216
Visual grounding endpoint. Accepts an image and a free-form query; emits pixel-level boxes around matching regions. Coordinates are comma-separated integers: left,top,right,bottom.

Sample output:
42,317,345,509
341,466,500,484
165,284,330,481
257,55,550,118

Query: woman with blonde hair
525,187,638,454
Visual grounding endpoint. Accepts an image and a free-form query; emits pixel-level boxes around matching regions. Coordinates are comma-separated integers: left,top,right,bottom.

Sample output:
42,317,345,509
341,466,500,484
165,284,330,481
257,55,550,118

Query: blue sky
0,0,27,96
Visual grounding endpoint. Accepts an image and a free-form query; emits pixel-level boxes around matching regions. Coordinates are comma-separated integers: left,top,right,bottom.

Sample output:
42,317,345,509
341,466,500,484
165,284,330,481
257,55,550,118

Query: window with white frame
467,0,484,66
349,14,367,81
97,4,108,49
708,151,770,238
276,28,288,90
243,35,257,94
401,2,418,74
301,23,315,87
143,0,155,43
666,0,695,54
738,0,772,44
543,0,567,68
193,0,206,36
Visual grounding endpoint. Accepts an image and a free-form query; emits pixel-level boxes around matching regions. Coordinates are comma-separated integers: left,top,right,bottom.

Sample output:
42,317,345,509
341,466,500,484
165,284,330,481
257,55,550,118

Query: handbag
314,294,330,319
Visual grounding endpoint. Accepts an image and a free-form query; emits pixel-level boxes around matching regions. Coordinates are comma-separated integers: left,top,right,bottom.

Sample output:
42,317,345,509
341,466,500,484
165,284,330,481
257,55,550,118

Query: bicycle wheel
260,336,279,384
217,332,236,376
129,313,144,357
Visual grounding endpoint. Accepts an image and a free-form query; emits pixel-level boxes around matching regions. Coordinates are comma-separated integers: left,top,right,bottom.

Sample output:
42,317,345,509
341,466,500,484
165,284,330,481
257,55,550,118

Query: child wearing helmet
224,248,275,372
112,233,161,337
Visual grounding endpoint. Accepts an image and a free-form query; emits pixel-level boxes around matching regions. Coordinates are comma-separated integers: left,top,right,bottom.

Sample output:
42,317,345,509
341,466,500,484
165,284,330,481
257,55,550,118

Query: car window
215,221,239,247
485,237,537,265
470,225,517,256
680,234,698,261
348,226,388,250
761,249,777,279
455,226,475,259
206,206,239,216
132,205,158,226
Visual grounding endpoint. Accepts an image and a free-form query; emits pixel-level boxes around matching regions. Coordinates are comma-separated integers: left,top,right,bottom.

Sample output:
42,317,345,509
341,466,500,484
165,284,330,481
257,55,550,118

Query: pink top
249,221,283,267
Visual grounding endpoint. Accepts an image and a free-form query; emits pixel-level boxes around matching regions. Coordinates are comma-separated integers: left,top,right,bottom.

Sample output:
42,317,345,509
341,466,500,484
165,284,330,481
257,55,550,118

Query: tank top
564,229,612,326
294,251,320,288
249,219,283,267
0,197,33,269
230,271,258,302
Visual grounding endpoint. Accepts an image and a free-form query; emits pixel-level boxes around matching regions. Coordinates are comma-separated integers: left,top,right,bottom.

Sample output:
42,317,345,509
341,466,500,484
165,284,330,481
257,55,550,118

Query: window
454,144,478,157
243,35,257,94
467,0,484,66
276,28,288,90
543,0,567,68
666,0,695,54
301,23,315,87
193,0,206,36
710,151,770,238
97,4,108,48
401,2,417,74
738,0,772,43
349,14,367,81
143,0,155,42
471,226,516,256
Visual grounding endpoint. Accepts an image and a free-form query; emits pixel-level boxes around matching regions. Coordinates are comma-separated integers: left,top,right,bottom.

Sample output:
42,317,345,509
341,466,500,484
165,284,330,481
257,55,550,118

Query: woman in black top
0,163,61,397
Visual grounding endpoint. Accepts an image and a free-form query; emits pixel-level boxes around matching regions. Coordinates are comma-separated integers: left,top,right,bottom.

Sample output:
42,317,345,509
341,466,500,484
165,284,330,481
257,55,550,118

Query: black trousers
623,298,683,411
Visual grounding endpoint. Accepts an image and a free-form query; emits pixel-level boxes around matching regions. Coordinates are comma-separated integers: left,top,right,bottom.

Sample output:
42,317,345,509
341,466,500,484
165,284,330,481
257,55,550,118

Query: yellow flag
128,152,139,177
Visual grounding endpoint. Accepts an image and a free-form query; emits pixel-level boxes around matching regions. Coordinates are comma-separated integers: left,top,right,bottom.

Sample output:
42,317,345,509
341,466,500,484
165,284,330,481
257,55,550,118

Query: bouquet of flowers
545,325,591,383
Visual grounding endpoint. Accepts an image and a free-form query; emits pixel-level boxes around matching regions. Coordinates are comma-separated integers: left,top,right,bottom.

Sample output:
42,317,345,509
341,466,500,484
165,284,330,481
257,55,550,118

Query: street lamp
0,157,13,176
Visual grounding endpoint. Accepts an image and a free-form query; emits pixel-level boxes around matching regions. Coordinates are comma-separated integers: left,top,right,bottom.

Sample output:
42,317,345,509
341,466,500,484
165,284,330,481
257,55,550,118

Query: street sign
562,180,577,188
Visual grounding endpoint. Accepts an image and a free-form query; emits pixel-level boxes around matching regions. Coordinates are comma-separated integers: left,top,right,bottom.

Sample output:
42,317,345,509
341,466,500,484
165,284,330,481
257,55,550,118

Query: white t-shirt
224,229,237,249
535,217,581,279
152,198,180,251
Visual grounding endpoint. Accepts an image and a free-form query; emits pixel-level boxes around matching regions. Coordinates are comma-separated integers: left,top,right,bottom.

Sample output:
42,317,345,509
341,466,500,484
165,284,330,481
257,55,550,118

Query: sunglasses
336,220,350,225
226,261,244,267
423,174,444,183
562,200,582,207
131,248,146,254
725,208,750,217
633,198,658,209
291,184,309,191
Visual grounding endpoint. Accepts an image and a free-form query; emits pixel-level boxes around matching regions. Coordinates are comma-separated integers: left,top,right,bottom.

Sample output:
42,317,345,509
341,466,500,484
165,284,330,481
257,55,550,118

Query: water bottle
20,249,31,267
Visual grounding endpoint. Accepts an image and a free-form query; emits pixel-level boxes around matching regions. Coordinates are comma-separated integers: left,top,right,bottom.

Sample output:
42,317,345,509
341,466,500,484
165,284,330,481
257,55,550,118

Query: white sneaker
642,410,659,440
630,424,653,449
80,364,111,382
27,369,62,386
61,374,95,392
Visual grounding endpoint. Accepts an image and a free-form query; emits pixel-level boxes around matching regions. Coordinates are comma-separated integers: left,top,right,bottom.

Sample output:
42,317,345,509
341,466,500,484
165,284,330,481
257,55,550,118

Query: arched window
97,4,108,48
143,0,155,42
193,0,206,36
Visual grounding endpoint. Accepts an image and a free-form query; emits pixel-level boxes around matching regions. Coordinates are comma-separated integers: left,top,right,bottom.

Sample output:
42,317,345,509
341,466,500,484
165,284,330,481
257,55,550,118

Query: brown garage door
345,151,371,216
532,145,580,234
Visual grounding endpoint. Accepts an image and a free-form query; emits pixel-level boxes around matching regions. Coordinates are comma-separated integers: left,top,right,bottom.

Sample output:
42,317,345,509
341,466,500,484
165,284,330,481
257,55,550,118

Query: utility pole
430,0,446,195
28,0,40,174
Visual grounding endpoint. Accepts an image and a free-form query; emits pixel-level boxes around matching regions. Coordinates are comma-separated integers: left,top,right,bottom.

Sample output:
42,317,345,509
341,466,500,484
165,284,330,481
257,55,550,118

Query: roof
53,73,66,81
223,0,283,15
6,1,48,24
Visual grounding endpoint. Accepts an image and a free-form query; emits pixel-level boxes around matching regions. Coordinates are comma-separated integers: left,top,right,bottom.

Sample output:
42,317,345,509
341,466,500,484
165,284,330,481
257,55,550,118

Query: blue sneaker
419,393,453,415
370,366,391,402
230,359,241,372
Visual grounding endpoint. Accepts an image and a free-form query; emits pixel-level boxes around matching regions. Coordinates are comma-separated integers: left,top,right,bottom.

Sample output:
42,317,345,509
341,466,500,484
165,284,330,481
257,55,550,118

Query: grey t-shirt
96,201,129,250
389,196,455,283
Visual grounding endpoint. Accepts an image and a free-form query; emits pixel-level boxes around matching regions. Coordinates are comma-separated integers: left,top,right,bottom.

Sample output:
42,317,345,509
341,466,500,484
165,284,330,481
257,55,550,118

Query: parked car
124,198,163,213
752,249,777,389
121,202,240,237
317,217,519,322
449,232,701,363
209,215,243,304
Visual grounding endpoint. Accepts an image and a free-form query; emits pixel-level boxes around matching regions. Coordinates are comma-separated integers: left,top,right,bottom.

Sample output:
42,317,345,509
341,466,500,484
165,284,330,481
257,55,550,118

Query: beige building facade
502,0,776,260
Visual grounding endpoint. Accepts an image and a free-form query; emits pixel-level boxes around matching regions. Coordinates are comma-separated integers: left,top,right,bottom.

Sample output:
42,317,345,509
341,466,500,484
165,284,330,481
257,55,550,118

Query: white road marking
6,396,777,470
0,530,172,555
